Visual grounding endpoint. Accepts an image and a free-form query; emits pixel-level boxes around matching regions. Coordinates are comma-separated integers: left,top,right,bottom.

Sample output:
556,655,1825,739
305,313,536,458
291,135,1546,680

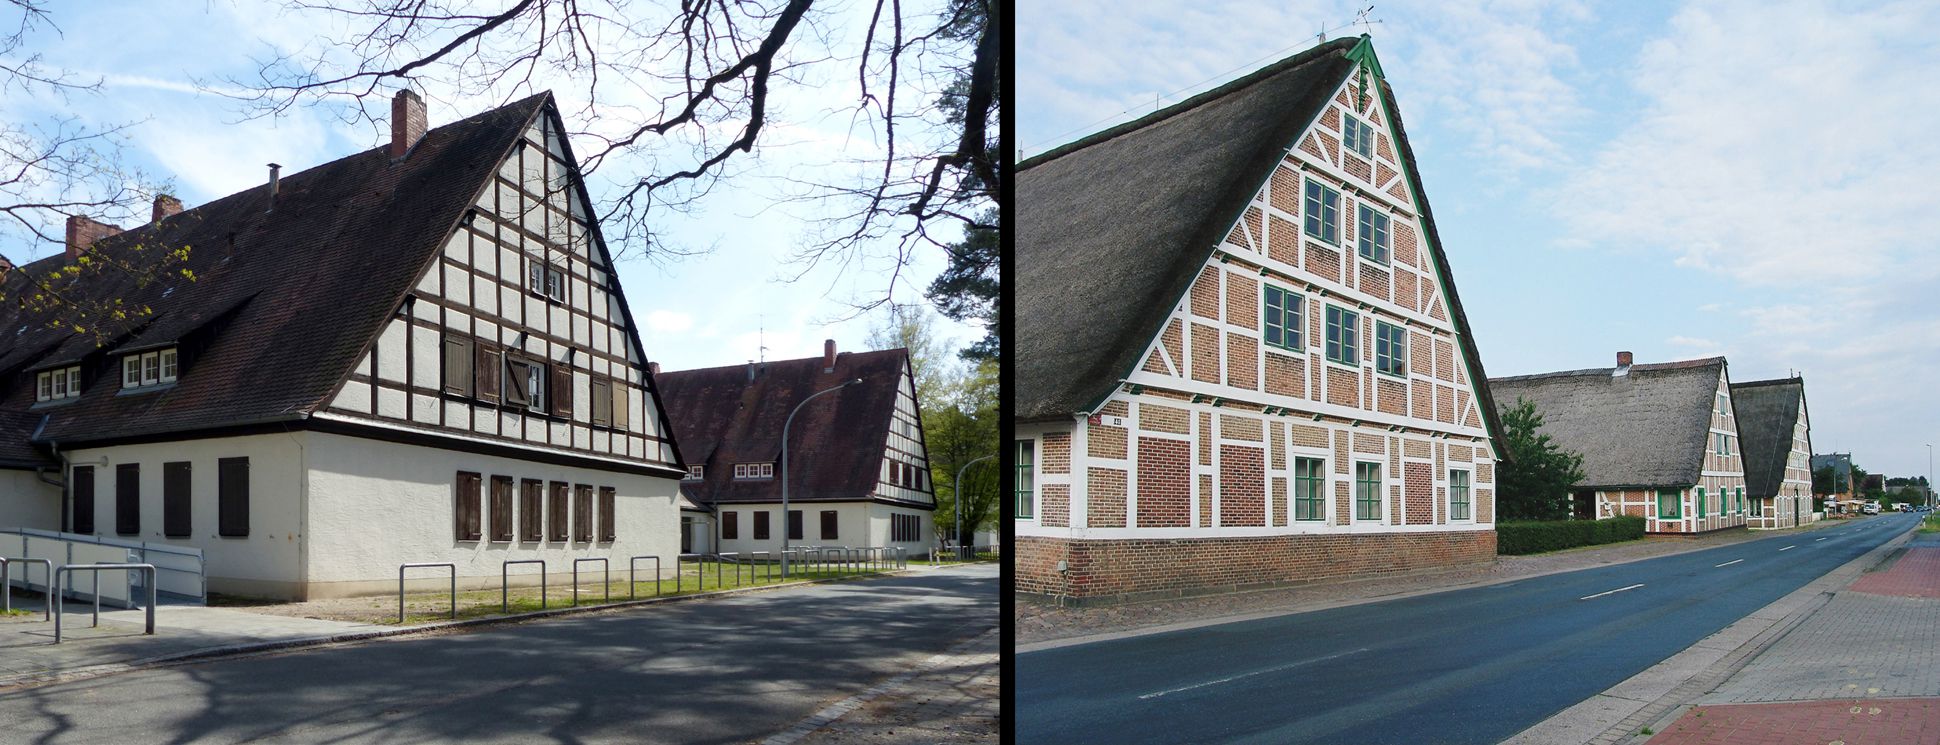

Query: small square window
759,463,774,478
123,356,140,388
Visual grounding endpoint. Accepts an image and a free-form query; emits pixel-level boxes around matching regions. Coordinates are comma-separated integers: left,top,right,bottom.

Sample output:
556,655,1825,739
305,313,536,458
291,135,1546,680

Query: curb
1501,516,1922,745
0,565,942,691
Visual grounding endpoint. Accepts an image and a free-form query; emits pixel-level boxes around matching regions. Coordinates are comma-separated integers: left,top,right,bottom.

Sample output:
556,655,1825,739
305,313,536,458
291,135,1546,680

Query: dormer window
36,366,81,402
122,348,178,389
684,465,704,480
734,463,774,480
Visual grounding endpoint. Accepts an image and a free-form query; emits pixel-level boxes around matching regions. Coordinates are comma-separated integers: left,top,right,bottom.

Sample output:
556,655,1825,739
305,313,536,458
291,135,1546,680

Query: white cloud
1666,335,1718,348
644,310,695,333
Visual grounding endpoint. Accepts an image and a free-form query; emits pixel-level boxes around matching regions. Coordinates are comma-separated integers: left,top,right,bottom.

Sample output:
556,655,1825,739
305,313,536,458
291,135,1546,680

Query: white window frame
758,462,774,478
122,348,179,390
123,356,140,388
684,465,703,481
159,348,177,382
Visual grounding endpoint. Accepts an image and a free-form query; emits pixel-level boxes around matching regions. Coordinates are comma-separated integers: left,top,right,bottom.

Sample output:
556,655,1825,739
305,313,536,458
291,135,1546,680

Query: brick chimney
151,194,182,223
1614,350,1633,377
823,339,837,373
390,89,427,160
65,215,122,261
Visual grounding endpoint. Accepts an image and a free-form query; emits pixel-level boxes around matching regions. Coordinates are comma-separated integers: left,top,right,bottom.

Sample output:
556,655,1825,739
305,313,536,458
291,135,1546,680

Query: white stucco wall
301,430,680,596
0,467,61,530
715,501,933,555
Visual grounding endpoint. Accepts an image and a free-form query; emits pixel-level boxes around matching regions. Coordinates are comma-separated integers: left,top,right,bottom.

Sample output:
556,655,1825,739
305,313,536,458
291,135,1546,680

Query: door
1572,490,1596,520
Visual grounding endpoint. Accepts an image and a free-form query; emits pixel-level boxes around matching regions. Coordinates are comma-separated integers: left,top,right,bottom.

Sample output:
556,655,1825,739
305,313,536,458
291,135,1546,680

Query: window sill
1322,358,1361,373
1375,369,1407,380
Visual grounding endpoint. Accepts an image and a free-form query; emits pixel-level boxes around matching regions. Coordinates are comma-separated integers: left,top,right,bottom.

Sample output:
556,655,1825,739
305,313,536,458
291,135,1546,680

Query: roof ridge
1493,356,1725,383
1019,36,1359,171
658,347,907,377
1731,376,1805,389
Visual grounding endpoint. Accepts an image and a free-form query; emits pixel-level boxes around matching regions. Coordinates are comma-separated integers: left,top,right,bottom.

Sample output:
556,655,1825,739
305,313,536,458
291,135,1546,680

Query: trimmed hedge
1496,516,1647,555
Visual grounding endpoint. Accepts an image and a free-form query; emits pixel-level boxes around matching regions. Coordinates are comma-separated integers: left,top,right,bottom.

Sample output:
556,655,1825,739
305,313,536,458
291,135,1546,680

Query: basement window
36,366,81,402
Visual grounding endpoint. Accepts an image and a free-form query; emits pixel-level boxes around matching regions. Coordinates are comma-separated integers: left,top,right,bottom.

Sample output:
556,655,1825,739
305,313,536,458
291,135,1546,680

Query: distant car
1862,503,1881,515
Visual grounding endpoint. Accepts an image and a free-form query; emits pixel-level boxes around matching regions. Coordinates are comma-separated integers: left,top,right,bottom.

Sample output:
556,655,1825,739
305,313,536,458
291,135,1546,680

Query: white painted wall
714,500,932,555
0,468,61,530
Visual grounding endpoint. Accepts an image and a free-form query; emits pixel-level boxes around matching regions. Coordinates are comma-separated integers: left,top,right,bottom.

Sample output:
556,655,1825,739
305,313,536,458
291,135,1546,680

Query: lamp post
953,454,995,561
1927,444,1933,511
781,377,862,579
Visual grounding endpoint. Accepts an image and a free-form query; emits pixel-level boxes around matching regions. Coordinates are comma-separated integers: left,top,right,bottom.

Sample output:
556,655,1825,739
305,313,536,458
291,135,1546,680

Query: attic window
684,465,703,480
122,348,178,390
734,463,774,480
1343,115,1375,159
36,366,81,402
527,258,566,303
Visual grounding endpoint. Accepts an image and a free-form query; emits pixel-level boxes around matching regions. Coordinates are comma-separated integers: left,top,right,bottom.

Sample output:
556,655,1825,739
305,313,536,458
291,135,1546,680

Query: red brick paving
1851,547,1940,599
1650,698,1940,745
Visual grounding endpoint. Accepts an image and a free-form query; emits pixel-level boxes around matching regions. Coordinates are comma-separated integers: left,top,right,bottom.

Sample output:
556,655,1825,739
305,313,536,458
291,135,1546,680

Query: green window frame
1737,487,1744,513
1354,462,1382,521
1698,486,1707,517
1303,179,1340,244
1356,205,1390,265
1294,457,1325,521
1450,469,1471,521
1014,440,1035,519
1343,116,1374,158
1375,321,1406,377
1264,285,1304,352
1658,489,1681,519
1325,305,1359,366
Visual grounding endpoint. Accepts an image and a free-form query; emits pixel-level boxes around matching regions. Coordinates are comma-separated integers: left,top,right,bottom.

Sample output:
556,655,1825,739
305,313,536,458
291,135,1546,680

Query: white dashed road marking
1580,584,1645,601
1780,545,1796,551
1716,559,1744,568
1137,648,1372,700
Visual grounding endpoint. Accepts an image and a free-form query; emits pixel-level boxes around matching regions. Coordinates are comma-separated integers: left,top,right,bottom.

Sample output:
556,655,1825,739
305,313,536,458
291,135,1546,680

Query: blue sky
3,1,977,377
1021,0,1940,479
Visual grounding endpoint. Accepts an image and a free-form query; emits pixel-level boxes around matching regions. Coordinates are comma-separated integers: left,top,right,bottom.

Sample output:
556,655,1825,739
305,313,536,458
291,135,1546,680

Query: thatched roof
1014,35,1504,454
1730,378,1808,499
1490,358,1728,490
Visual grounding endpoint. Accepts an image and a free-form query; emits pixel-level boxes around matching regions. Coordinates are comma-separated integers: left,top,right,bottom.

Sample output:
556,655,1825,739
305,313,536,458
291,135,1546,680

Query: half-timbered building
1731,377,1817,529
0,91,685,599
1015,36,1505,604
1490,354,1749,534
656,343,935,556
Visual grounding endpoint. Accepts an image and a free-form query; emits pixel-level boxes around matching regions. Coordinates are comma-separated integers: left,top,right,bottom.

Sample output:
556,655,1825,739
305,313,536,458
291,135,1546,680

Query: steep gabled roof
1490,357,1728,490
655,348,923,506
1014,35,1505,454
0,93,547,456
1732,378,1807,499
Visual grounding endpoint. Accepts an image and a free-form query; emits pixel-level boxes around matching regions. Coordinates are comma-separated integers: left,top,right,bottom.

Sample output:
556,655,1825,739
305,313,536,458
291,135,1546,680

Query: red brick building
1015,36,1505,605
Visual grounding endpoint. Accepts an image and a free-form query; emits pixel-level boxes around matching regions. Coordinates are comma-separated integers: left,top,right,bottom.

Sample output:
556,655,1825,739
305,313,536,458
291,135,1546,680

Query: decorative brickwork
1359,263,1389,303
1376,378,1406,416
1394,269,1416,312
1307,242,1341,283
1220,414,1263,442
1225,332,1260,390
1326,366,1358,408
1136,437,1191,527
1344,153,1372,183
1219,444,1266,527
1088,468,1127,527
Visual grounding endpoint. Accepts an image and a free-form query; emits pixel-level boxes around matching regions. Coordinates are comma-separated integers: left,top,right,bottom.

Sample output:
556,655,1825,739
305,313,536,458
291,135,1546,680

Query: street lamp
781,377,863,579
1927,444,1933,510
953,454,995,561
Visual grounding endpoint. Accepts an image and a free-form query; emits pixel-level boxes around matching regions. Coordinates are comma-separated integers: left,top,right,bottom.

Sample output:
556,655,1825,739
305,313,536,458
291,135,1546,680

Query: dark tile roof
655,349,926,507
0,93,548,449
1013,35,1505,456
1730,377,1808,499
1489,357,1728,490
0,410,48,468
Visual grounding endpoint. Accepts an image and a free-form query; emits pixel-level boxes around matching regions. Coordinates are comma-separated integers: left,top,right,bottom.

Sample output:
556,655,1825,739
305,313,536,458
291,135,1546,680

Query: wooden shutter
162,461,192,538
71,465,95,534
551,364,573,417
612,383,629,429
723,511,738,540
573,484,592,542
520,479,544,541
590,378,611,426
218,457,250,536
821,510,838,540
443,335,473,395
456,472,482,541
504,359,531,407
787,509,803,541
754,510,770,540
548,481,569,541
475,341,501,403
490,476,514,542
115,463,140,535
599,486,616,542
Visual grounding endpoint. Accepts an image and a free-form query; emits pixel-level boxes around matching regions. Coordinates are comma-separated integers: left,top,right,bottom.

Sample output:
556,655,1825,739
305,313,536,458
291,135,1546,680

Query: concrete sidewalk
1642,530,1940,744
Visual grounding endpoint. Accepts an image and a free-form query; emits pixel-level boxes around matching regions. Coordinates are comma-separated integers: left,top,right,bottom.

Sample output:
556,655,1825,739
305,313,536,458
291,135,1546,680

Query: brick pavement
1649,698,1940,745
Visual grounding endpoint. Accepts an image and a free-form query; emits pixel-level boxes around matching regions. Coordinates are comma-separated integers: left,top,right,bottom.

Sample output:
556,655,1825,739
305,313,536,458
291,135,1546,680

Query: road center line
1779,545,1796,551
1137,647,1372,700
1715,559,1743,567
1580,583,1645,601
1816,538,1827,542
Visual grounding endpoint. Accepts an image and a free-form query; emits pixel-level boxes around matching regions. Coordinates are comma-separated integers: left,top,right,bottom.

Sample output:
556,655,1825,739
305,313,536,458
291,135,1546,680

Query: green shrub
1497,516,1645,555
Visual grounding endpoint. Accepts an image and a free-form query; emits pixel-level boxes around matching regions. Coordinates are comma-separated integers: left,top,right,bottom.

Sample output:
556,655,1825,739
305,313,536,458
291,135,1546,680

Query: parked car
1862,503,1882,515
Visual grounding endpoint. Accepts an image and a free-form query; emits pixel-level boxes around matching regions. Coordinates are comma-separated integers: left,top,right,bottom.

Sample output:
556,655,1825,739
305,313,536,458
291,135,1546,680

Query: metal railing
628,555,661,599
398,563,456,623
502,559,547,613
1,556,52,621
571,558,608,606
753,551,773,583
2,528,205,603
53,563,154,644
676,553,703,593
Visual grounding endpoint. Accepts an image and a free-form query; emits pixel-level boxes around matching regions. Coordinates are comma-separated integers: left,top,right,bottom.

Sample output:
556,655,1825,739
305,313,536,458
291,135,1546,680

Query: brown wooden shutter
490,476,514,542
551,364,573,417
754,510,770,540
475,341,501,403
115,463,140,536
573,484,593,542
612,382,629,430
787,509,803,541
599,486,616,542
548,481,569,541
456,471,482,541
218,457,249,537
71,465,95,534
520,479,543,541
820,510,838,541
504,358,531,407
162,461,192,538
590,378,611,426
443,335,473,395
722,510,738,540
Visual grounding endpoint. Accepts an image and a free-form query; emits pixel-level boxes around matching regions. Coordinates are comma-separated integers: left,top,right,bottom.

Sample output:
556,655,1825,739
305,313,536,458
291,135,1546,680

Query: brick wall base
1016,530,1496,606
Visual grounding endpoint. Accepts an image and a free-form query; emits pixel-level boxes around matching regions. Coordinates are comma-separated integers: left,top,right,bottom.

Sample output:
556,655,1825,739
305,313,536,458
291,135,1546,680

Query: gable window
1294,457,1325,521
1303,180,1341,244
684,465,704,480
1736,487,1744,514
1325,305,1360,366
1354,462,1382,521
1450,469,1472,521
36,366,81,402
1356,205,1390,265
504,357,548,412
590,377,611,426
1375,321,1407,377
122,348,179,390
1343,115,1374,158
1015,440,1035,519
734,463,774,480
1658,489,1681,519
1264,285,1303,352
1716,433,1727,455
528,258,566,303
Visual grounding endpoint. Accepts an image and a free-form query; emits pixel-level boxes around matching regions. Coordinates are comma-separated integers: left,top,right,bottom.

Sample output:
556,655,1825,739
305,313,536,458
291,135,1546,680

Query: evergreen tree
1495,398,1586,521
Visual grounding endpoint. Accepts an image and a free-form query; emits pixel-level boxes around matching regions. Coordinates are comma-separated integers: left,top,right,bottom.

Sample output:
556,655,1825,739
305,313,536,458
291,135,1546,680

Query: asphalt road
1017,513,1919,745
0,563,996,744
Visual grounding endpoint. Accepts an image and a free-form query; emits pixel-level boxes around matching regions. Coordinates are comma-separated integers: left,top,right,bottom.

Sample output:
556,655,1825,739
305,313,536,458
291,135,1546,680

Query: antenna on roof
1355,5,1382,36
758,315,769,364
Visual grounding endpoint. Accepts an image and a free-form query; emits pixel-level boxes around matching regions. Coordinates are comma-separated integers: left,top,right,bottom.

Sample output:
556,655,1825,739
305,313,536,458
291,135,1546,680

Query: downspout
279,413,311,600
